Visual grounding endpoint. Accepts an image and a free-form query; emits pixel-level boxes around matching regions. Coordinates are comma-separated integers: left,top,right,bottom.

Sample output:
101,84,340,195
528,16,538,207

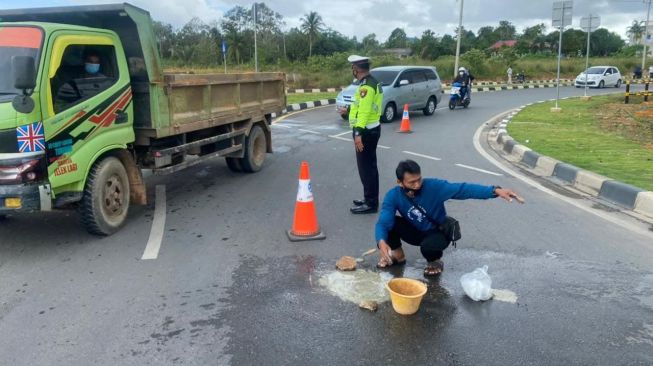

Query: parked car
575,66,622,88
336,66,443,122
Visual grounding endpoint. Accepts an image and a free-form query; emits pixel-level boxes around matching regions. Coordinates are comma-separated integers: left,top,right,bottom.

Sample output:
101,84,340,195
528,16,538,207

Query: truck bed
134,72,285,141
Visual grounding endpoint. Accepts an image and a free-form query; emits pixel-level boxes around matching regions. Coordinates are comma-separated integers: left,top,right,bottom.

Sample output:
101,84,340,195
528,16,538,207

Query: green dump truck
0,4,285,235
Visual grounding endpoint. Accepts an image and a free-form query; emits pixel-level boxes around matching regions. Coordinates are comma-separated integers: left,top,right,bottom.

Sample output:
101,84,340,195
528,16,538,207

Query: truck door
40,32,133,197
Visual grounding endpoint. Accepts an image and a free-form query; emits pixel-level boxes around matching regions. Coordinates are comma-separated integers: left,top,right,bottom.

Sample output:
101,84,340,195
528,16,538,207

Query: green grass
286,92,338,105
508,94,653,191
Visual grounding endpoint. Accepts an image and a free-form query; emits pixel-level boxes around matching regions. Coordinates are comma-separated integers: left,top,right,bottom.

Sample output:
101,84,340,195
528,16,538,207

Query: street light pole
642,0,651,73
454,0,464,77
584,19,590,97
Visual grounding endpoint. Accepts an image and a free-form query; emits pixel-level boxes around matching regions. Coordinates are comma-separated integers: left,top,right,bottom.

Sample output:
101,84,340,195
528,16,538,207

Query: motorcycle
448,82,470,110
516,72,525,83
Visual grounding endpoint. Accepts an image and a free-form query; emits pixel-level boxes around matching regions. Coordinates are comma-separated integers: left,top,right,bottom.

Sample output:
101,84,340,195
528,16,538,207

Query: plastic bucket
385,278,428,315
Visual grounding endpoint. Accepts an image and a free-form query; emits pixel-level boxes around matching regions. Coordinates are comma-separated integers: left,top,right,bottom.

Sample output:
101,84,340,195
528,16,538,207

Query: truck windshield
0,26,43,102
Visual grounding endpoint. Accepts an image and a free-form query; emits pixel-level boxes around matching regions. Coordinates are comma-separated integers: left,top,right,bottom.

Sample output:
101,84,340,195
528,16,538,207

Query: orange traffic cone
287,161,326,242
397,104,412,133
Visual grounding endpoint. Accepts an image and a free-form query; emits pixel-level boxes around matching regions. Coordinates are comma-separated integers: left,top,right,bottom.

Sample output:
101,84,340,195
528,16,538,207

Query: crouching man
375,160,523,276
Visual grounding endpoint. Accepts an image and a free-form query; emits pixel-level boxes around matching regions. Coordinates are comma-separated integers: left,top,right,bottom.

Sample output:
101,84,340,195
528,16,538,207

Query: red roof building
490,40,517,50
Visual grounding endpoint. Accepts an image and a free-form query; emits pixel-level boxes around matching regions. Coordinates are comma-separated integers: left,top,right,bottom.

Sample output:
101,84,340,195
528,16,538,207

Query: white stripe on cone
296,179,314,202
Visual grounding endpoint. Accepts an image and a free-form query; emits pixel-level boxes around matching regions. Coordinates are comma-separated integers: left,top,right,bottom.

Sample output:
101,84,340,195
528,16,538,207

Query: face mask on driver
402,186,422,196
85,63,100,75
459,71,464,76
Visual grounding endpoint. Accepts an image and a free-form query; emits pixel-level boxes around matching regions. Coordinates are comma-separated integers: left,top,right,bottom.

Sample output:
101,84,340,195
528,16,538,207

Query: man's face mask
85,63,100,75
459,71,464,76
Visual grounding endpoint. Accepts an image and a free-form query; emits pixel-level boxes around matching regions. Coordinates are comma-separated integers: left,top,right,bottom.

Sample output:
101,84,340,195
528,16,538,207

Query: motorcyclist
453,67,475,100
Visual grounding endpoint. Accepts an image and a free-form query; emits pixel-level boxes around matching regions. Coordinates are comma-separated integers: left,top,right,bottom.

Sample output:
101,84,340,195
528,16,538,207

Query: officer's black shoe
350,204,378,214
352,199,365,206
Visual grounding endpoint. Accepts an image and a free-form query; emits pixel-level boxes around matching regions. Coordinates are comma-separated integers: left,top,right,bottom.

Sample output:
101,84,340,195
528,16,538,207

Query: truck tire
225,157,243,172
80,156,130,236
240,124,266,173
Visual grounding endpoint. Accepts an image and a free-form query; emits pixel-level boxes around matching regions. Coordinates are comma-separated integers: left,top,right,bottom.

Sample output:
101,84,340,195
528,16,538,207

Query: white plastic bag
460,265,493,301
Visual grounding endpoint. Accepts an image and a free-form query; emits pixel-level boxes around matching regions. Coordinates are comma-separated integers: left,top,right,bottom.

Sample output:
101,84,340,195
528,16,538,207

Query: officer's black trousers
353,125,380,208
385,216,450,262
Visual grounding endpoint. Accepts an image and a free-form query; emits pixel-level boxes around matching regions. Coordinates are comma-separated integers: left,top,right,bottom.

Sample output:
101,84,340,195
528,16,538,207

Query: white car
575,66,622,88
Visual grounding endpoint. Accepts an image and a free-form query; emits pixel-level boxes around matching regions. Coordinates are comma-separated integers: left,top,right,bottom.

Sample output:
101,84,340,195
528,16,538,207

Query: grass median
508,94,653,191
286,92,338,105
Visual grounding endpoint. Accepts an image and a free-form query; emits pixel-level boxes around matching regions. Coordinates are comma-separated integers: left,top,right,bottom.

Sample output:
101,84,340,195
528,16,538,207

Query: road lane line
271,124,291,128
329,135,350,142
298,128,321,135
378,145,391,149
331,131,350,138
141,185,167,260
473,113,653,240
402,151,441,161
455,163,503,176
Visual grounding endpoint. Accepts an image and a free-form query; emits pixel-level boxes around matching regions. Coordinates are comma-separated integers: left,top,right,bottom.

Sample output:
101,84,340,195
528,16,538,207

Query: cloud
5,0,651,41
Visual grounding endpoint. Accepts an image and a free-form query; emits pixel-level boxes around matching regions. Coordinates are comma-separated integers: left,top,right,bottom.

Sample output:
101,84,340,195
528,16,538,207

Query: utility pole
552,1,573,112
642,0,652,73
454,0,464,77
581,14,600,99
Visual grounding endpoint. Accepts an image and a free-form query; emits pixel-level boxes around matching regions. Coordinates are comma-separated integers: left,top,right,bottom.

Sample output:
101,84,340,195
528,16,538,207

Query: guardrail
624,80,651,104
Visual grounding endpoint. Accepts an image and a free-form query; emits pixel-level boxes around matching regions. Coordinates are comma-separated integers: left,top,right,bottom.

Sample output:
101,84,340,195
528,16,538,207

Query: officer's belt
365,122,380,129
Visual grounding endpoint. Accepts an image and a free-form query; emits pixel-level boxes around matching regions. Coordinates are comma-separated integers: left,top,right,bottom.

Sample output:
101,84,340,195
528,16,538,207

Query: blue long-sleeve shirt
375,178,496,243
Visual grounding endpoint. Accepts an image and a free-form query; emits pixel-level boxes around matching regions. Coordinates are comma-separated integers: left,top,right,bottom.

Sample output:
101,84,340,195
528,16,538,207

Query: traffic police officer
342,55,383,214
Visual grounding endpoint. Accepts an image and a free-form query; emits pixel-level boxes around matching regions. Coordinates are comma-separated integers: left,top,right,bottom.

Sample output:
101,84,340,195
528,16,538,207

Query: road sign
552,1,573,28
580,15,600,32
221,40,227,54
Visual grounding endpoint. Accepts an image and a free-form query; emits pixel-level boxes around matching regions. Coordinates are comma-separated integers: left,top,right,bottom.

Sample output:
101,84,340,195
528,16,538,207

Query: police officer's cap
348,55,370,66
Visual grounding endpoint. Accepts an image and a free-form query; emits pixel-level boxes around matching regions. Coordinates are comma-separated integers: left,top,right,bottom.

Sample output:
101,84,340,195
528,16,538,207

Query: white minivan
575,66,622,88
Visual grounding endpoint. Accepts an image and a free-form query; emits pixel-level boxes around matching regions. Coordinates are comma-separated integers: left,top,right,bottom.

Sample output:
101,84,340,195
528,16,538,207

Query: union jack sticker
16,122,46,153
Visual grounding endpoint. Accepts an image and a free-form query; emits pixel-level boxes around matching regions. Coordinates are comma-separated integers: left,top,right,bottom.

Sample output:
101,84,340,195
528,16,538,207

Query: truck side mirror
13,56,37,92
11,56,36,114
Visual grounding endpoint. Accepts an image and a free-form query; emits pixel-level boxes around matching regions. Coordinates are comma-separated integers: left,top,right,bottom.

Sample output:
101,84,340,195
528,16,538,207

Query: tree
439,34,457,55
300,11,324,57
362,33,380,54
475,26,498,49
385,28,408,48
590,29,625,56
627,20,645,44
494,20,516,40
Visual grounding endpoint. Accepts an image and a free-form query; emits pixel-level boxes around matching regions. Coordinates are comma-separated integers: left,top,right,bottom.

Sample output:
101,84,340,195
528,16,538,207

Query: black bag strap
403,192,458,247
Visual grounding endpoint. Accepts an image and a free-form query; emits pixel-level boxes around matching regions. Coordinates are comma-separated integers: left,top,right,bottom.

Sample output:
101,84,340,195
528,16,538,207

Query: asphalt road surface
1,86,652,365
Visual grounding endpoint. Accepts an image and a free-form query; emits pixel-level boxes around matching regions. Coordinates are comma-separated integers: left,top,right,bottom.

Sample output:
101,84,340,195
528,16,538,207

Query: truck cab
0,4,285,235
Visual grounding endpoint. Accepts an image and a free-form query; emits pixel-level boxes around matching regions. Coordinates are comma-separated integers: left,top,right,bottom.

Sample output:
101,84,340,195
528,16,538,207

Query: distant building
490,40,518,50
384,48,412,59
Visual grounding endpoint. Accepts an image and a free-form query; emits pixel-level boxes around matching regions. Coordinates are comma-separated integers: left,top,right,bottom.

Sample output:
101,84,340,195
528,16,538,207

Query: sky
2,0,651,42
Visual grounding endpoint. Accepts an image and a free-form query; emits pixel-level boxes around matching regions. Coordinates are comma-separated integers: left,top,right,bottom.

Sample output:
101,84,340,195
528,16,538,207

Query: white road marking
331,131,350,138
271,124,291,128
329,135,351,142
141,185,167,260
298,128,321,135
402,151,441,161
473,112,653,240
455,163,503,176
378,145,391,149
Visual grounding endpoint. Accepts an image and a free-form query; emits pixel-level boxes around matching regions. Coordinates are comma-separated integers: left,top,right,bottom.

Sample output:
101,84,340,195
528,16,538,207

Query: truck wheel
80,156,130,236
241,124,266,173
225,157,243,172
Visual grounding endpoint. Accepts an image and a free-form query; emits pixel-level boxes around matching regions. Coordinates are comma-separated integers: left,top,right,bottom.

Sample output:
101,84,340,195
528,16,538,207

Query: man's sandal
424,260,444,277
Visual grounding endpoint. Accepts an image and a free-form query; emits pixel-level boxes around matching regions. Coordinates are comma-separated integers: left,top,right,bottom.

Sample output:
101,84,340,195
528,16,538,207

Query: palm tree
300,11,324,58
627,20,645,44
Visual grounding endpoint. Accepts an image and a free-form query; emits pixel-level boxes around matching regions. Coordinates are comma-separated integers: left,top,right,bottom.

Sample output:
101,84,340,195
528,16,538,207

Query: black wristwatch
492,186,502,197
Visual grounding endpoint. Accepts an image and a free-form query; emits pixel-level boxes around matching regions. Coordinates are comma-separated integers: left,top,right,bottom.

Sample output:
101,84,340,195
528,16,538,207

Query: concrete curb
489,99,653,219
271,99,336,118
285,79,576,94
